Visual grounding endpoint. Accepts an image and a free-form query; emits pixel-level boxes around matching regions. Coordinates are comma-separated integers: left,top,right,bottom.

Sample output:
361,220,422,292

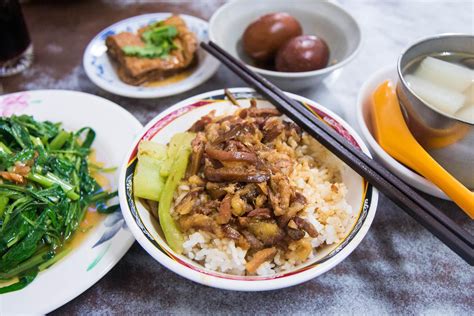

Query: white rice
183,231,247,275
179,134,354,276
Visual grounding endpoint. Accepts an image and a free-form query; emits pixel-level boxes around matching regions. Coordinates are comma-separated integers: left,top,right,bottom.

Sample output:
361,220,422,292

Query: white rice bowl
119,88,378,291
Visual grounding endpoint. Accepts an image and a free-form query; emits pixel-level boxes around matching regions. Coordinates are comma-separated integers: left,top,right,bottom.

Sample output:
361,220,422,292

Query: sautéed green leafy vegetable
0,115,116,294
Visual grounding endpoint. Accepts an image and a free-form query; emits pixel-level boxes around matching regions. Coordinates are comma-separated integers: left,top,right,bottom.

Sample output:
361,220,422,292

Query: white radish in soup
403,53,474,123
415,56,474,92
464,84,474,105
455,104,474,124
405,74,466,114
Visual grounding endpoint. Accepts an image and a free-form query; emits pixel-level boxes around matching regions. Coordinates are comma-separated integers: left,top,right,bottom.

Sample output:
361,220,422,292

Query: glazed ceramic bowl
356,65,451,200
118,88,378,291
209,0,361,91
397,34,474,188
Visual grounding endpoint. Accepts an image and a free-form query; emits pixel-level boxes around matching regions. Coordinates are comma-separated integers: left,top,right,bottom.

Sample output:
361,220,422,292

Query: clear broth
403,51,474,73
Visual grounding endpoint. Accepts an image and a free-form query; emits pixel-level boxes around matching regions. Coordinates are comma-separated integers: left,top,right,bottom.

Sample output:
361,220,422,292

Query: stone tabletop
2,0,473,314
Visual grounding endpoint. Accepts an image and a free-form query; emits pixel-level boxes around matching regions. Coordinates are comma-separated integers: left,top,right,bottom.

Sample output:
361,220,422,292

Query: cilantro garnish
122,23,179,58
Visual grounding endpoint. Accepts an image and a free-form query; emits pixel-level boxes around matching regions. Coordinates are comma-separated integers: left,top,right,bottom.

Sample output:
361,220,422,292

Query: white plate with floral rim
0,90,142,314
83,13,220,98
119,88,378,291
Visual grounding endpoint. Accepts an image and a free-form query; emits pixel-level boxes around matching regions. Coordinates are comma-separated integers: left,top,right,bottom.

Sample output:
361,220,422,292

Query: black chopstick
202,41,474,265
204,41,474,261
207,41,474,247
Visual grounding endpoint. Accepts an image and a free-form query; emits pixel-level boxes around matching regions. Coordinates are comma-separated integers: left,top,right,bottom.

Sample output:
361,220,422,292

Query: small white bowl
209,0,361,91
355,65,450,200
119,88,378,291
83,13,219,98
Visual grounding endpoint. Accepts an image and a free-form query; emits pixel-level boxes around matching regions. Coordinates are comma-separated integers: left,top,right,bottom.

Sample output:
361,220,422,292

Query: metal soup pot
397,34,474,188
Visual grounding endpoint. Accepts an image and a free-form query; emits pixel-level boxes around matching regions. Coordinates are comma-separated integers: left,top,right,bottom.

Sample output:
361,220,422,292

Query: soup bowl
397,34,474,188
118,88,378,291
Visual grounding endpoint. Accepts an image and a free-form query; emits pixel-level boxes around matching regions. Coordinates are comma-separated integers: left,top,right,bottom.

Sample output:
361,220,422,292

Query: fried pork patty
105,15,197,85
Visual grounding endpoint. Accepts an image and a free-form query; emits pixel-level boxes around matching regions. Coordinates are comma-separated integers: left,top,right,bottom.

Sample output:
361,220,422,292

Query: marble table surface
1,0,473,314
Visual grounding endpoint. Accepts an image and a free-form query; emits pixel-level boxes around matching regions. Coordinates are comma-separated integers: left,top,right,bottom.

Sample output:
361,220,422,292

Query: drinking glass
0,0,33,77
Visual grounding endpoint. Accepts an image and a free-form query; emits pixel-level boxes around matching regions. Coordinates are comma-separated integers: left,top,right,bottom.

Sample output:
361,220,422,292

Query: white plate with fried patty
83,13,219,98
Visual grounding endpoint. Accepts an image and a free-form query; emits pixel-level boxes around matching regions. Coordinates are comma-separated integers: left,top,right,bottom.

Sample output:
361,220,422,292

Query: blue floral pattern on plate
93,211,127,248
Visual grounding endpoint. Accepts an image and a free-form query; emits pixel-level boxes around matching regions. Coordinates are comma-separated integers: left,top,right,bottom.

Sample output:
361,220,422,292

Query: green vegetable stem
133,132,194,254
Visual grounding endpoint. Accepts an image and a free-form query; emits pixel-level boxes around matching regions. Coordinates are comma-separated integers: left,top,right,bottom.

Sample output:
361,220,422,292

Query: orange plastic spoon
371,80,474,219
